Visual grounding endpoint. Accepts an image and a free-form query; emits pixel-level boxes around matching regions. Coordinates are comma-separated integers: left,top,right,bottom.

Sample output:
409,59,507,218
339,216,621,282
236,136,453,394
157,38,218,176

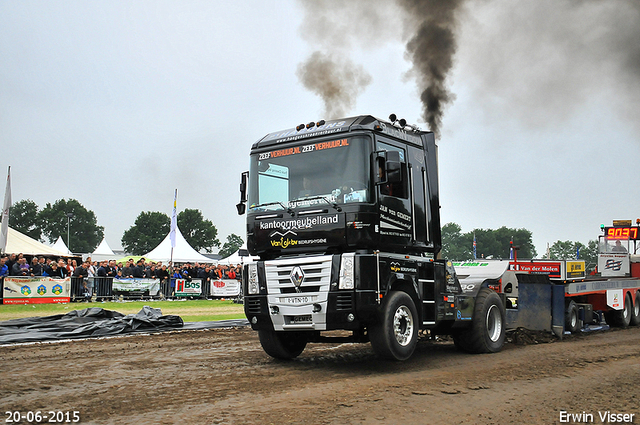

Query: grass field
0,299,246,322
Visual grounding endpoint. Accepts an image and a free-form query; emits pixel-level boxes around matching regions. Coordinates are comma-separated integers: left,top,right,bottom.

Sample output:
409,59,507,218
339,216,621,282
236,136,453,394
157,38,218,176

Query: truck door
376,139,412,248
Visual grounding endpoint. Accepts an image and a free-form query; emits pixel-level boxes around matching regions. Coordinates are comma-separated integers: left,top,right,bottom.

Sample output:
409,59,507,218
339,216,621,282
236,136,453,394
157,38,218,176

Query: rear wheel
604,292,632,328
453,288,505,353
565,300,580,333
630,292,640,326
258,330,308,360
369,291,418,361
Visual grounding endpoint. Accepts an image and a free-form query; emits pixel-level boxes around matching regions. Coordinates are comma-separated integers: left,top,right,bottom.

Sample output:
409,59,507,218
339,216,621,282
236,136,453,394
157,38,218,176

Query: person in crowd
39,257,47,271
30,256,43,276
145,263,157,279
121,259,134,278
44,261,65,278
73,260,91,301
96,260,108,277
57,260,68,278
132,260,145,278
0,257,8,278
107,260,117,278
11,258,29,276
5,253,16,273
227,265,237,280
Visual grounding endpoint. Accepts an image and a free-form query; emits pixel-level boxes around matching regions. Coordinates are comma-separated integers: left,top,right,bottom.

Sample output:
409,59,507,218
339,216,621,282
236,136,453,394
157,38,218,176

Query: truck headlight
247,263,259,294
339,254,355,290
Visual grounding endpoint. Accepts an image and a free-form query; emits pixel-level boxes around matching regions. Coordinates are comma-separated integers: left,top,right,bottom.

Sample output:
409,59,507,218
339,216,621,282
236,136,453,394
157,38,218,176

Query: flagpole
0,166,11,255
170,189,177,269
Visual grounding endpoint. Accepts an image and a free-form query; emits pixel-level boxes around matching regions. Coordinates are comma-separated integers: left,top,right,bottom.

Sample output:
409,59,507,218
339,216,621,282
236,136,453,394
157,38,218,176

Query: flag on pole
170,189,177,248
0,167,11,254
473,233,477,259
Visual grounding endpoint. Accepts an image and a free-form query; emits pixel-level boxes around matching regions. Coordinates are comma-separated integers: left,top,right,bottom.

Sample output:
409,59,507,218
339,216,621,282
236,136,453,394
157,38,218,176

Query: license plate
290,315,312,323
282,296,315,304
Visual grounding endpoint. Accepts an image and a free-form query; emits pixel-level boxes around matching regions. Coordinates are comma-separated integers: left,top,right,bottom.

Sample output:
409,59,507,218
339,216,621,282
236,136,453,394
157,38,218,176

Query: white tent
52,236,71,255
89,237,117,261
3,228,70,257
143,226,215,264
217,244,258,265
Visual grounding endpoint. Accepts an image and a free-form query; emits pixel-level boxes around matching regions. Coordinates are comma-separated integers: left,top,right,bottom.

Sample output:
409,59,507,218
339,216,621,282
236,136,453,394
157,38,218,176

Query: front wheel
258,330,308,360
453,288,505,353
369,291,418,361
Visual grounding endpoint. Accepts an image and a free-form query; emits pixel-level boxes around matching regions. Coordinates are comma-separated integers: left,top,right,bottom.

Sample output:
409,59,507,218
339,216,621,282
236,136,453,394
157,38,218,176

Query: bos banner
112,278,160,296
3,277,71,304
211,279,241,297
175,278,202,297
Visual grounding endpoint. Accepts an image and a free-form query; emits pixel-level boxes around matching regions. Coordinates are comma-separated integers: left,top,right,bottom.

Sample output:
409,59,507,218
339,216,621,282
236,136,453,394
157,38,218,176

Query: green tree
9,199,41,240
441,223,537,260
218,233,244,259
38,199,104,253
121,211,170,255
441,222,473,260
549,240,598,270
177,208,220,253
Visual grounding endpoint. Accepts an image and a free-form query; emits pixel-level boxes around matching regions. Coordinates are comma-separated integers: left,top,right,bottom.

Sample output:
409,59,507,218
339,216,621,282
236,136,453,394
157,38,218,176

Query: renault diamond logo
290,266,305,292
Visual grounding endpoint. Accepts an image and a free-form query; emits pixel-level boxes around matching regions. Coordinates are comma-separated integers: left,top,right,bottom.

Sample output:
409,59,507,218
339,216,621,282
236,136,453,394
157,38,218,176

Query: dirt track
1,325,639,425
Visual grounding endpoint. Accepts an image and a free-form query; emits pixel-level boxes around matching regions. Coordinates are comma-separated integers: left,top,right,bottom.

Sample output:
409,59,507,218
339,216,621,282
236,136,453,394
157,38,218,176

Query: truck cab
237,115,505,360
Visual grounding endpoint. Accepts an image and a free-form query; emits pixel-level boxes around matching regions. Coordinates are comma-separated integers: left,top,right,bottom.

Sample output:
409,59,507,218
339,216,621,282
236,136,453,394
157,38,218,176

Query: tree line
441,222,599,268
8,198,243,258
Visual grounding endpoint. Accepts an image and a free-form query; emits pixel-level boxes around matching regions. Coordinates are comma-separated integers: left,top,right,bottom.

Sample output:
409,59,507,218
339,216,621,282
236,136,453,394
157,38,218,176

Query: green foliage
218,233,244,259
38,199,103,253
121,211,170,255
9,199,41,240
177,208,220,253
441,222,537,260
441,223,472,260
548,239,598,270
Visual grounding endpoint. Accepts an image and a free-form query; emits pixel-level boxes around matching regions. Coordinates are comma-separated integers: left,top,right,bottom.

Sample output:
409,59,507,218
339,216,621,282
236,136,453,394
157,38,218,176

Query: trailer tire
565,300,580,333
369,291,418,361
630,292,640,326
258,330,308,360
604,292,632,328
453,288,505,354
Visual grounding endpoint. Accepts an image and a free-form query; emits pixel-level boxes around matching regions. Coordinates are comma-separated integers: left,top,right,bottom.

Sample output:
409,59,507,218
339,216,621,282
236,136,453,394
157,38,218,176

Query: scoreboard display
604,226,640,240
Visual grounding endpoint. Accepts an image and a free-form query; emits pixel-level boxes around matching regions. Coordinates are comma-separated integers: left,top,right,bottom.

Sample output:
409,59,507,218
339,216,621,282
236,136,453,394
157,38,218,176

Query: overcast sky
1,0,639,256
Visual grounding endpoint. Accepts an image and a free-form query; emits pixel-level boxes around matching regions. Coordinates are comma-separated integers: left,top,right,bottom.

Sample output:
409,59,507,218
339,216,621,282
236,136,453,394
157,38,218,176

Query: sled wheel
369,291,418,361
629,292,640,326
565,300,580,333
604,292,632,328
453,288,505,353
258,330,308,360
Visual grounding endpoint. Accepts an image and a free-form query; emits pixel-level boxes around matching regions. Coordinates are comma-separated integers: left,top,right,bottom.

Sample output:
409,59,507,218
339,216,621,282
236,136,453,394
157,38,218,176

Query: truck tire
565,300,580,333
369,291,418,361
604,292,632,328
258,330,308,360
630,292,640,326
453,288,505,354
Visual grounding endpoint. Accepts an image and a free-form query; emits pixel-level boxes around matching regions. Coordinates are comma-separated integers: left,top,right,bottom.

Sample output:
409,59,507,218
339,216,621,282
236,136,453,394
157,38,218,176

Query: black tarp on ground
0,306,184,345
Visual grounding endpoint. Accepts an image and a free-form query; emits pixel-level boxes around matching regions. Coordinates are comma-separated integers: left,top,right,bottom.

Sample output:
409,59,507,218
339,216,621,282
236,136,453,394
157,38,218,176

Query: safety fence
2,276,241,304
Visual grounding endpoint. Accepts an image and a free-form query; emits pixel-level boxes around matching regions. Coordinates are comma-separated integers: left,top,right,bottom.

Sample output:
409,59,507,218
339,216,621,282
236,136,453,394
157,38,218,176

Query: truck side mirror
385,151,402,184
237,171,248,215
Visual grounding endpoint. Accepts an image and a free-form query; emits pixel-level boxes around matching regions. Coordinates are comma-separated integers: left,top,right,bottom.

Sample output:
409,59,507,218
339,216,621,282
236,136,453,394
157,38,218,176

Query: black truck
236,115,505,360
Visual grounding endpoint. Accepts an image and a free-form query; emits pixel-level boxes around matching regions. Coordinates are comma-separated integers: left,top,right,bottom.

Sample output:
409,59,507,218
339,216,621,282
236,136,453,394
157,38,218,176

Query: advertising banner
175,278,202,297
3,277,70,304
112,278,160,296
210,279,241,297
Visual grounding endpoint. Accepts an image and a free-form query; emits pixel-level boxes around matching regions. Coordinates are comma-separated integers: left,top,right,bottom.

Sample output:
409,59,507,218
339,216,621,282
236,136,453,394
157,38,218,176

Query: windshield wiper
251,201,295,216
293,195,342,212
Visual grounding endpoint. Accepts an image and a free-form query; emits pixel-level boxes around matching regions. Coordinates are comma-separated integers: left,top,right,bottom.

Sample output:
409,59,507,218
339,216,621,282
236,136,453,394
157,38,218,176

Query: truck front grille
264,255,333,295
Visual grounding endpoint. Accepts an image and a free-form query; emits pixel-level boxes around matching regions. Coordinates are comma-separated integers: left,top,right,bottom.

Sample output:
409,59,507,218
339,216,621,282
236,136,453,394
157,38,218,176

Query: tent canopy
4,228,70,257
52,236,71,255
89,237,117,262
143,226,215,264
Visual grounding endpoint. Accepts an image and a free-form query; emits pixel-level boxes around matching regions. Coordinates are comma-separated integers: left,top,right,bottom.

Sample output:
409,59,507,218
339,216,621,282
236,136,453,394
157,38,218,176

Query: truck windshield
248,136,370,212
